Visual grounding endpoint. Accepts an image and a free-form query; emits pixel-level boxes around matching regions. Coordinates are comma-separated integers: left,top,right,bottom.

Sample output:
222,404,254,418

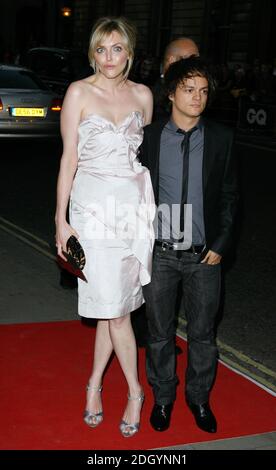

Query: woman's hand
55,220,79,261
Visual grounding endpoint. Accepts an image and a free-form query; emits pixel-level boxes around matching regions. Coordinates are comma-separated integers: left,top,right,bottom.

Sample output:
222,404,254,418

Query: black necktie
177,127,197,238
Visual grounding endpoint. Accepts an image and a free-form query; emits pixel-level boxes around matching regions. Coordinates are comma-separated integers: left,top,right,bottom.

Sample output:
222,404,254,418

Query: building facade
0,0,73,60
0,0,275,66
72,0,275,65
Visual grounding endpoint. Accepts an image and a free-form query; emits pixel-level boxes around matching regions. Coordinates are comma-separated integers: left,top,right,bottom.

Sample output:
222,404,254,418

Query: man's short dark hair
164,56,217,104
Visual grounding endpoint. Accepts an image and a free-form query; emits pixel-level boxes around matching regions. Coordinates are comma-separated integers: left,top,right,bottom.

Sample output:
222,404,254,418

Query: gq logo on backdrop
246,108,267,125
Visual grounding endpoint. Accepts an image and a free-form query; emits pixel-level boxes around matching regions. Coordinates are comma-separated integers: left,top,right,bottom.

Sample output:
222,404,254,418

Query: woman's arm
55,82,83,258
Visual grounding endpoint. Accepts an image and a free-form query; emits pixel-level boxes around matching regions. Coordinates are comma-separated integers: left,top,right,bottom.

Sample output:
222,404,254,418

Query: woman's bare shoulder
128,81,153,108
66,75,97,96
128,80,152,97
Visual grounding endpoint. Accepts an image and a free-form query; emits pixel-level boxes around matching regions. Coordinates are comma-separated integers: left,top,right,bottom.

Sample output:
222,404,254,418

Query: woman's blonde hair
88,17,136,79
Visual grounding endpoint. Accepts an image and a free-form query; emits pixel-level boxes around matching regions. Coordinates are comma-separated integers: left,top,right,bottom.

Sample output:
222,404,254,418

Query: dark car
23,47,91,94
0,64,62,138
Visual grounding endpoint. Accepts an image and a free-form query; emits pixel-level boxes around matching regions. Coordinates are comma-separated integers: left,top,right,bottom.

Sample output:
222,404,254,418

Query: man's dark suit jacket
140,117,238,257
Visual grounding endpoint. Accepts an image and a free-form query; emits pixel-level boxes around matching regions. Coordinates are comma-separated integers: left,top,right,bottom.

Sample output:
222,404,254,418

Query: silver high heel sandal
83,385,103,428
119,392,144,437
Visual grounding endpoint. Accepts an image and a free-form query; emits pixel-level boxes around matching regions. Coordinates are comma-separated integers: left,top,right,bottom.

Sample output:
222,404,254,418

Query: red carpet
0,320,275,450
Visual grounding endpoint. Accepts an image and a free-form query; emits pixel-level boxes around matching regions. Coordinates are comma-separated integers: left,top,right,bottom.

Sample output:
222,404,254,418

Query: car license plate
11,107,45,117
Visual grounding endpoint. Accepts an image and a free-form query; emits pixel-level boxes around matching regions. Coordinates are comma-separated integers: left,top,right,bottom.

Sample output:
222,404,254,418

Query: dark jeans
143,245,221,405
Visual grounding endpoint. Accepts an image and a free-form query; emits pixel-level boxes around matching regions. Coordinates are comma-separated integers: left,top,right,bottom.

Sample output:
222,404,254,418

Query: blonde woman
55,17,154,437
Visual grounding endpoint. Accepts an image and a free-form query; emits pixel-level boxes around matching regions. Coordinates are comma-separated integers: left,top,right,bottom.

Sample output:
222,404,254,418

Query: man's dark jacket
139,117,238,256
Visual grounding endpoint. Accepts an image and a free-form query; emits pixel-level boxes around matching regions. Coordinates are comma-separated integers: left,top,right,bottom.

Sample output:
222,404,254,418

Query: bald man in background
163,37,199,73
132,37,200,348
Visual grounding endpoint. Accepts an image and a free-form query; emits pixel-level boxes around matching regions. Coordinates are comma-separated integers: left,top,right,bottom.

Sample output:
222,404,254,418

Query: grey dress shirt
158,118,205,246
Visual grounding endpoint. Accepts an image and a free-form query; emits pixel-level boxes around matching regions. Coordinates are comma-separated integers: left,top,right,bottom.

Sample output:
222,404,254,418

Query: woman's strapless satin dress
70,111,155,318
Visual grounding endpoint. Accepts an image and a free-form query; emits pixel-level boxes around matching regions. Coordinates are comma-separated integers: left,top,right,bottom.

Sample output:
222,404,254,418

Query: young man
140,57,238,433
132,38,199,346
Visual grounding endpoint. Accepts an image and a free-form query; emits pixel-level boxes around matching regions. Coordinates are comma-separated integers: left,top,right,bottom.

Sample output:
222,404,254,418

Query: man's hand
201,249,222,265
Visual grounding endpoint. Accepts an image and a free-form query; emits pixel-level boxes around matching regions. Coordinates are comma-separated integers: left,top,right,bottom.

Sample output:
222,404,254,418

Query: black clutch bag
57,235,87,282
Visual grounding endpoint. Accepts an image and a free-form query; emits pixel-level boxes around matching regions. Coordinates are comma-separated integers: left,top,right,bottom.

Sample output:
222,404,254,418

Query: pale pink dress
70,111,155,318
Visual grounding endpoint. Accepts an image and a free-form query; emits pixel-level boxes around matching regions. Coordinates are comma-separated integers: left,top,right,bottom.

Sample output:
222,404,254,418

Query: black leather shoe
187,401,217,433
150,403,173,432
